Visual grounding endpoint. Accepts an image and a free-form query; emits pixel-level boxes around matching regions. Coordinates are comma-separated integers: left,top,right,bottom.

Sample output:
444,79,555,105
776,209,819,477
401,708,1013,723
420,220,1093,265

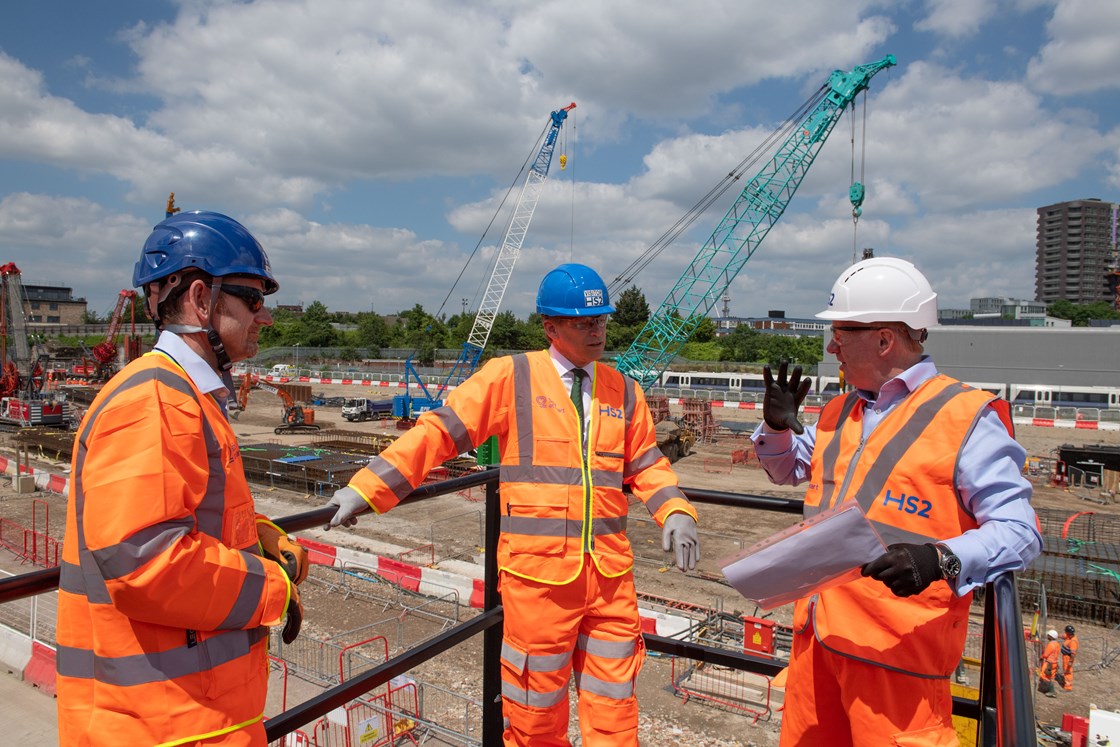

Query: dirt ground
3,380,1120,745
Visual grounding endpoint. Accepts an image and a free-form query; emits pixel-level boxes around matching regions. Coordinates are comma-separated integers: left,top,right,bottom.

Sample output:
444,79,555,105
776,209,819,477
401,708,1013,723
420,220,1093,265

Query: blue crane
614,55,896,388
396,103,576,417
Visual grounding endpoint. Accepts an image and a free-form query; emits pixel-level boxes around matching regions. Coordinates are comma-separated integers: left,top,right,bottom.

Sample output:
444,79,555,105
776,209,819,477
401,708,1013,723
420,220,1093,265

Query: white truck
342,398,378,422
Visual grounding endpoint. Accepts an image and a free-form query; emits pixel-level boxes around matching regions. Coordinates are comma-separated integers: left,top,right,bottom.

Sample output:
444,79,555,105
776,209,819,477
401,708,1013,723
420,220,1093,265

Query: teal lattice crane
614,55,896,387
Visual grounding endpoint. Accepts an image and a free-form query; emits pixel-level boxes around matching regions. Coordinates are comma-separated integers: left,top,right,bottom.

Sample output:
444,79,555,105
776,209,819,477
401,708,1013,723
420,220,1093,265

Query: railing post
979,572,1035,746
482,468,504,743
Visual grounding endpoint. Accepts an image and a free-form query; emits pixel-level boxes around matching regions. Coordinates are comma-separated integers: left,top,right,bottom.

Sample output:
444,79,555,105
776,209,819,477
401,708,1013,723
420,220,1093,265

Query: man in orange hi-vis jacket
753,257,1041,745
1040,629,1062,697
57,212,308,746
1060,624,1079,691
325,263,700,746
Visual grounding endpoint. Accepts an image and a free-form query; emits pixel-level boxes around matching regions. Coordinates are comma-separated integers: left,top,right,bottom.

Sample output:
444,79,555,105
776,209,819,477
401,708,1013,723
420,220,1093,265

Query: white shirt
548,346,592,437
152,330,230,417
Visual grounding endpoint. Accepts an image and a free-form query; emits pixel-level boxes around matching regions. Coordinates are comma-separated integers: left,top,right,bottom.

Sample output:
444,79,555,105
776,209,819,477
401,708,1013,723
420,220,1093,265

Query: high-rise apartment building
1035,198,1118,305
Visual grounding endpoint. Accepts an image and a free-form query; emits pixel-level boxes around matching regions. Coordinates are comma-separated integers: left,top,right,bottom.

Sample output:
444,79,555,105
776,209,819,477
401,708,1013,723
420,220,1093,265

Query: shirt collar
548,347,593,380
856,354,937,406
153,330,228,397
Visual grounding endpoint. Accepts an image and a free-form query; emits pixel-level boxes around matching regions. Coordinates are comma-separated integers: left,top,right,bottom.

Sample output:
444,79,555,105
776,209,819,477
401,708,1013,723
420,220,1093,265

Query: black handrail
0,469,1034,746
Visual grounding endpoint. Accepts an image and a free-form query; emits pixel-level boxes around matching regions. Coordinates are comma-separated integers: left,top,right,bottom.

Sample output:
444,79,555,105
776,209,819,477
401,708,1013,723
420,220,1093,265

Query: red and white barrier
294,537,688,632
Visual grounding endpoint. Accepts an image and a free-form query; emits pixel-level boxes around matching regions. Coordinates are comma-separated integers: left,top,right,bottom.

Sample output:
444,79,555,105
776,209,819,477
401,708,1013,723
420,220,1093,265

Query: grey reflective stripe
501,642,572,673
622,376,636,433
72,367,206,605
219,552,267,630
56,627,267,687
816,393,862,511
512,355,534,468
501,680,569,708
625,445,663,478
430,407,473,455
193,414,227,539
644,485,687,516
500,463,621,489
90,517,194,581
500,516,626,537
367,456,412,500
578,634,637,659
870,520,934,547
848,382,972,516
573,670,635,700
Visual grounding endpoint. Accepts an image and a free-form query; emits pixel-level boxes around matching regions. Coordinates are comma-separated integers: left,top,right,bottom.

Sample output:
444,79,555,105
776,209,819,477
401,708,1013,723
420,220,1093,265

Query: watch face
942,553,962,578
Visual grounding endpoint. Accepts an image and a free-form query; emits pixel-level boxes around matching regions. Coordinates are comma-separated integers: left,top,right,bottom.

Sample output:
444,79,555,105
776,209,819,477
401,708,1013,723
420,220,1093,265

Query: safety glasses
219,284,267,313
557,316,610,332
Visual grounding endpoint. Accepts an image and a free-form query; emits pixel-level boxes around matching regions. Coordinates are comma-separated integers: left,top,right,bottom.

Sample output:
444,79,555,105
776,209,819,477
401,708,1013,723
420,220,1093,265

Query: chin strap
153,275,233,372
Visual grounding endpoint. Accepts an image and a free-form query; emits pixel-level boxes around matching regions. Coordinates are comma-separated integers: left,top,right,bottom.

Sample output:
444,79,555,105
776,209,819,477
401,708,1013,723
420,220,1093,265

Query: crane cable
850,91,869,265
433,117,555,320
606,83,829,297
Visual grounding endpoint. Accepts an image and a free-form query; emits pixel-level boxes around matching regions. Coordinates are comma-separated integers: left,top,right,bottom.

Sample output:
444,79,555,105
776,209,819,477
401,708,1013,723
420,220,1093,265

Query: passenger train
654,370,1120,410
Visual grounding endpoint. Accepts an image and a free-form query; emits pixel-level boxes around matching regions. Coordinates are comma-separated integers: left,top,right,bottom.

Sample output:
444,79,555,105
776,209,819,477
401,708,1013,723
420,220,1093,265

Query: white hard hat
816,257,938,330
1047,629,1059,640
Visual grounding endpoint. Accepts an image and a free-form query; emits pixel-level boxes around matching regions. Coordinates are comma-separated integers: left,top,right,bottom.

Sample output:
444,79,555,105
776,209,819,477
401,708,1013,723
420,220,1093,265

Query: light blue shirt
153,330,231,418
751,356,1041,594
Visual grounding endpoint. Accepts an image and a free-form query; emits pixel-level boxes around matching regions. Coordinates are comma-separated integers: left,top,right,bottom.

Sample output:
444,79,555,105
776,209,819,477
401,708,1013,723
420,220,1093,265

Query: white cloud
915,0,1000,38
1027,0,1120,94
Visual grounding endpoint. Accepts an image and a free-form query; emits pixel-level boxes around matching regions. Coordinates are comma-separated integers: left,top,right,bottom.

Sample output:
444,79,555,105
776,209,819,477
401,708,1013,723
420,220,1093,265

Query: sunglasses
218,284,266,313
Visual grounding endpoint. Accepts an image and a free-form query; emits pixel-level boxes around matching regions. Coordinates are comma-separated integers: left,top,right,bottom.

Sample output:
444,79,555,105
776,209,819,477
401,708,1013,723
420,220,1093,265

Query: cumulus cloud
1027,0,1120,94
915,0,1000,38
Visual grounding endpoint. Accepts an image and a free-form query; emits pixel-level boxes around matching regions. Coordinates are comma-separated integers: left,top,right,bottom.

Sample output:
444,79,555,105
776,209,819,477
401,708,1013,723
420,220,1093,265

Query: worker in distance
56,211,308,746
752,256,1041,745
325,263,700,746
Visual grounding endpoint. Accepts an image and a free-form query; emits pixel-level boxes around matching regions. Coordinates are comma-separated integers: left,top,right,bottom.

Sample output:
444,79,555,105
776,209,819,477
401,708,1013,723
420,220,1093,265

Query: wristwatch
934,543,962,580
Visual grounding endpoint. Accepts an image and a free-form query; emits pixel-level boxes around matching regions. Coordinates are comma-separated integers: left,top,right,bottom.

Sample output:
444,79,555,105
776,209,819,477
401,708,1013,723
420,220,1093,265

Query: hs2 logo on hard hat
584,289,605,307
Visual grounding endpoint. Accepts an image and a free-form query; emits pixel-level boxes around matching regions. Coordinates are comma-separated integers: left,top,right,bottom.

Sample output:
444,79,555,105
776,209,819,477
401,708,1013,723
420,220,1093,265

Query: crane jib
616,55,896,389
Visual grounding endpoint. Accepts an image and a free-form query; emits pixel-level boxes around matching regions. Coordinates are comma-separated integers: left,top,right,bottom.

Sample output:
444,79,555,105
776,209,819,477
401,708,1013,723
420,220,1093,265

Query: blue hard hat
536,263,614,316
133,211,279,294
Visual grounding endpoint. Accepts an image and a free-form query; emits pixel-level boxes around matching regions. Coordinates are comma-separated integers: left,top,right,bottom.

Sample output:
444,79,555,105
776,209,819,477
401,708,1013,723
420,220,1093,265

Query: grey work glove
762,360,811,434
324,486,370,530
861,543,940,598
662,513,700,572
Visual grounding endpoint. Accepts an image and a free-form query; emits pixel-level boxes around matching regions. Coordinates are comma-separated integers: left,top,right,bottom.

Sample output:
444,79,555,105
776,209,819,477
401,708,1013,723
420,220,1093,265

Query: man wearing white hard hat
751,257,1041,745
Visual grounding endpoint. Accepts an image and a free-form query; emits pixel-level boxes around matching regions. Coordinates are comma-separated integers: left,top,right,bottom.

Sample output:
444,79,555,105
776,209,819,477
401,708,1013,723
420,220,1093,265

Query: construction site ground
2,380,1119,745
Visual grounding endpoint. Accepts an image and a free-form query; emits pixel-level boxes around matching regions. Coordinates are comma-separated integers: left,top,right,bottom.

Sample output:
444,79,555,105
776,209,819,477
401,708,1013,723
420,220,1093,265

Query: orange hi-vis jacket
57,352,292,746
349,350,697,585
795,375,1003,678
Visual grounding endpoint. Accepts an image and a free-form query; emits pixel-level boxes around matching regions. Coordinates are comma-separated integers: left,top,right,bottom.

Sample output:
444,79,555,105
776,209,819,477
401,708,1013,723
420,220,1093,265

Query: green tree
689,316,716,343
488,310,524,350
298,301,339,347
1049,300,1120,326
356,311,390,350
613,285,649,327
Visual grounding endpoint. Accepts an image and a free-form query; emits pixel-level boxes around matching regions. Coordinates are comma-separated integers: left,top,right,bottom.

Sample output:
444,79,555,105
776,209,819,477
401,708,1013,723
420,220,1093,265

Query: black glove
861,543,941,597
282,583,303,644
762,360,811,434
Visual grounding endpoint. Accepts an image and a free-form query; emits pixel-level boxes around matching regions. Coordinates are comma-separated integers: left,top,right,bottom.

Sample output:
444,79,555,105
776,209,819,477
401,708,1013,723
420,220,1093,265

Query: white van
269,364,297,378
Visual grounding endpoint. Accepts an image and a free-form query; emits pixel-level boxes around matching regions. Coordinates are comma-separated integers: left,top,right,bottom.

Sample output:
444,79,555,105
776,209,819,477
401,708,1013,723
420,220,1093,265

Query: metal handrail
0,469,1034,745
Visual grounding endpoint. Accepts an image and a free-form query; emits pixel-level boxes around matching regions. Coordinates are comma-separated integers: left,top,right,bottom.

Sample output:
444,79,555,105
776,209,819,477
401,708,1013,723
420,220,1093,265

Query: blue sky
1,0,1118,323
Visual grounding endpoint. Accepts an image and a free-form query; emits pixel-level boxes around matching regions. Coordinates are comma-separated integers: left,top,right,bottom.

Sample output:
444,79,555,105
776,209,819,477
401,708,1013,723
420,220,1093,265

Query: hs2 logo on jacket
881,489,932,518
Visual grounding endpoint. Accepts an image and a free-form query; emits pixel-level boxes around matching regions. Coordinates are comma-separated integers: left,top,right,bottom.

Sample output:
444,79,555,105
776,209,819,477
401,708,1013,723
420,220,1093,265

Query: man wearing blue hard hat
57,211,307,746
326,262,699,745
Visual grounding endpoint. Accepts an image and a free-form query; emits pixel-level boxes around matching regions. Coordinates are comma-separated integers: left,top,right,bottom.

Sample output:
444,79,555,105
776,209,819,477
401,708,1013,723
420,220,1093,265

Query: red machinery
0,262,68,426
91,290,142,380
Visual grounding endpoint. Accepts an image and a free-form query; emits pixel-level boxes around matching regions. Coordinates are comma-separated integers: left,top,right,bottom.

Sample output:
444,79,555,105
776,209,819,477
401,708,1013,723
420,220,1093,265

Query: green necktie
569,368,587,427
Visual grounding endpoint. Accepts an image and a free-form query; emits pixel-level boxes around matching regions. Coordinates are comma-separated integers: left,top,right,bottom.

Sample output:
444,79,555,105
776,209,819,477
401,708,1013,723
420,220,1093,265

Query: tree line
76,287,1118,368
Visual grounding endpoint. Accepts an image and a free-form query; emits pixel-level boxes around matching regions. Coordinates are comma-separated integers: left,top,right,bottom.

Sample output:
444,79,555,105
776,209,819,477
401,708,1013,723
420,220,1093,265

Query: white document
721,500,886,611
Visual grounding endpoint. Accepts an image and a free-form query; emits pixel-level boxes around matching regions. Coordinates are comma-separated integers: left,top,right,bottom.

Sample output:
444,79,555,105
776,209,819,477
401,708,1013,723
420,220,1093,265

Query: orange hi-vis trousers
780,618,957,747
498,563,645,747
